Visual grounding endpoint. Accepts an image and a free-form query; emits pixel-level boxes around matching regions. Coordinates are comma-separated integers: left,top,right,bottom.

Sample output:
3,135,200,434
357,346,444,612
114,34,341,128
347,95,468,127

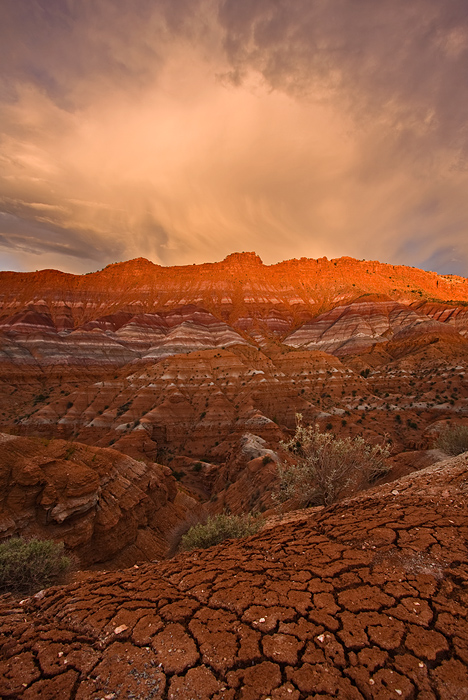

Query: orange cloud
1,1,468,275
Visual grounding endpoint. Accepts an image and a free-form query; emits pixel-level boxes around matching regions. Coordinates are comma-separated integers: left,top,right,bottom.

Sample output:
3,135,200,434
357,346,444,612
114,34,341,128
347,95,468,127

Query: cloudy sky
1,0,468,275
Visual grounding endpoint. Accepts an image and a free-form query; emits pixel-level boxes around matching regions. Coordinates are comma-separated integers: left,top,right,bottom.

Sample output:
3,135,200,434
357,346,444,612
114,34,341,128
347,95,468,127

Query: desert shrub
436,424,468,455
116,400,132,417
192,461,203,472
262,454,273,465
277,416,390,507
0,538,71,594
180,513,264,551
33,392,49,405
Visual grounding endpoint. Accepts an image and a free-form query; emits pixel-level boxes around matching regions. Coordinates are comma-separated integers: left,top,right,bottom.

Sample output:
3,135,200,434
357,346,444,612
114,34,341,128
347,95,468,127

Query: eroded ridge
1,455,468,699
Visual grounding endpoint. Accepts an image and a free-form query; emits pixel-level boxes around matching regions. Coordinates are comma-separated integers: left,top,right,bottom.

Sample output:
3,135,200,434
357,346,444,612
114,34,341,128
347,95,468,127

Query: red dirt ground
1,455,468,699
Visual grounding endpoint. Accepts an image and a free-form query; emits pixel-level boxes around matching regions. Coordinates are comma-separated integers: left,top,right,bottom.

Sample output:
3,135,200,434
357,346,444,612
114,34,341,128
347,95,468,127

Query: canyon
1,256,468,514
0,433,201,569
1,252,468,698
1,252,468,536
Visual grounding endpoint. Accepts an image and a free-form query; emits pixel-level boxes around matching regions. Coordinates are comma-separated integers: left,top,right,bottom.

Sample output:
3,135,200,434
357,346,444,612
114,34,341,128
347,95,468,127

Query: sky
1,1,468,275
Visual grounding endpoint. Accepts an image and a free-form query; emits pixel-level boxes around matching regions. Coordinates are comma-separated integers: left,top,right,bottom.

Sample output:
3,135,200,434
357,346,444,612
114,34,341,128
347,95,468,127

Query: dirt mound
1,454,467,699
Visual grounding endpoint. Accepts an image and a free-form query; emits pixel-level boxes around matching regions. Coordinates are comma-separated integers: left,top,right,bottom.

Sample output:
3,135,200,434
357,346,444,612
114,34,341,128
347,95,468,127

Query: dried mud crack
1,455,468,699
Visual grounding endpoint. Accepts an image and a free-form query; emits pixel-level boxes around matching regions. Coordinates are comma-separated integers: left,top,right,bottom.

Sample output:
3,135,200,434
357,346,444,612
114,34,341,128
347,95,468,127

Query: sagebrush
0,537,71,594
277,417,390,507
436,424,468,455
180,513,264,551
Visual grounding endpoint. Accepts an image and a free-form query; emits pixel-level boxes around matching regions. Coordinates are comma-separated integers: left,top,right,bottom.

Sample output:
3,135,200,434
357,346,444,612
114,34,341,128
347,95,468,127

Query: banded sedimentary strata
2,253,468,519
1,252,468,343
0,434,201,568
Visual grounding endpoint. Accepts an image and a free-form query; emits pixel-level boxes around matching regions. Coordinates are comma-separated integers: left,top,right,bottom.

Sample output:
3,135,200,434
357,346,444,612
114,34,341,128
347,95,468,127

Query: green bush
436,424,468,455
277,416,390,507
180,513,264,551
0,537,71,594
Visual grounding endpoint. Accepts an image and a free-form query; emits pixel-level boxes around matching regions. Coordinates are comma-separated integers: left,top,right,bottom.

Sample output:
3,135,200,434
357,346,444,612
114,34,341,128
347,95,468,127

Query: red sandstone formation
2,253,468,520
1,454,468,699
0,434,201,568
2,254,468,696
1,253,468,333
1,345,366,458
1,254,468,360
283,295,466,356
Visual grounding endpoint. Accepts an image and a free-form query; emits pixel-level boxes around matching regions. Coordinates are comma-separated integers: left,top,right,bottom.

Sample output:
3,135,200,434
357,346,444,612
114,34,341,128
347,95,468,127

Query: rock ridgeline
1,253,468,348
1,454,467,699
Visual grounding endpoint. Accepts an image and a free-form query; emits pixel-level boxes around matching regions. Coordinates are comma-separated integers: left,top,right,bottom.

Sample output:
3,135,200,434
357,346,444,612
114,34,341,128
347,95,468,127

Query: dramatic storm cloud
1,0,468,273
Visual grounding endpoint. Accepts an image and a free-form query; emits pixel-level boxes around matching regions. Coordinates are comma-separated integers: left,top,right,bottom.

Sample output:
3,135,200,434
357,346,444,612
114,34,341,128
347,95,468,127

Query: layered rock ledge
0,435,200,568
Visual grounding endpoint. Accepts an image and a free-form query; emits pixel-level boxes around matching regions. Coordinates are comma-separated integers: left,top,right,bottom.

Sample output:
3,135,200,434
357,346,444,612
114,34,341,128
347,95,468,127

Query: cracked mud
1,457,468,699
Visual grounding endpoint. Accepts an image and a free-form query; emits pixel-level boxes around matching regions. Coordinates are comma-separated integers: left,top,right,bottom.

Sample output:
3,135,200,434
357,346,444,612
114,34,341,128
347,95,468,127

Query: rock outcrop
0,434,202,568
1,454,467,698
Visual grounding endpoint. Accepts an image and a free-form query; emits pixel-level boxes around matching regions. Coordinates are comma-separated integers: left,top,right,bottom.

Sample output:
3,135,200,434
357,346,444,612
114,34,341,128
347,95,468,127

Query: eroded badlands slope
1,455,468,699
3,253,468,520
0,434,201,568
